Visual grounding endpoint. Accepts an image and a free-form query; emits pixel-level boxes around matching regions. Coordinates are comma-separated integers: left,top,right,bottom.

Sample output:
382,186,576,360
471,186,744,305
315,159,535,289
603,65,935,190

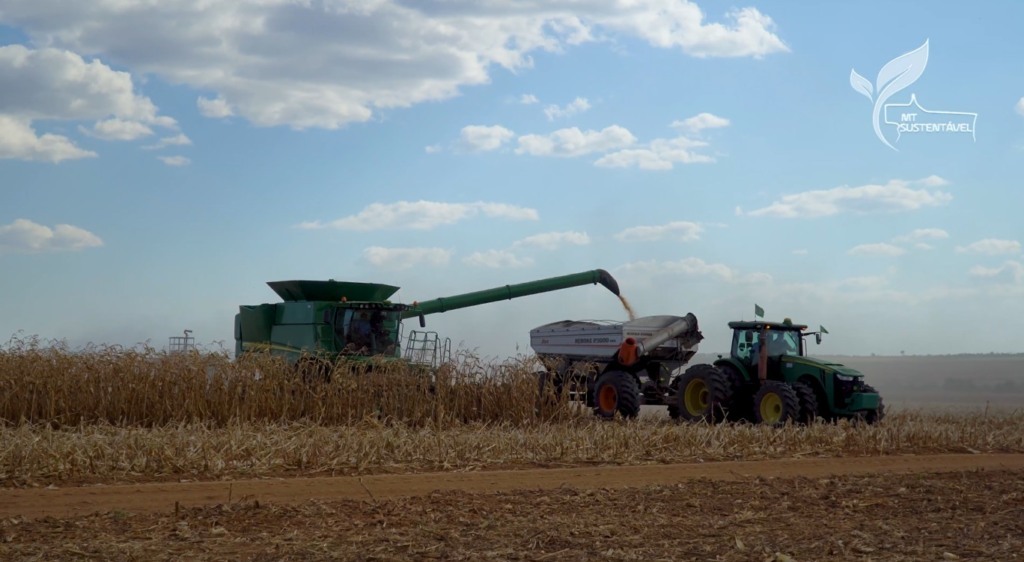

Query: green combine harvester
234,269,622,370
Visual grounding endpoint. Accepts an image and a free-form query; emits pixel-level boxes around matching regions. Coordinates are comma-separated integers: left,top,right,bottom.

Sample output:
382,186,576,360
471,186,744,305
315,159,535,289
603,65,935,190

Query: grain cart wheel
791,381,820,424
592,371,640,419
861,384,885,424
753,381,799,426
674,364,732,423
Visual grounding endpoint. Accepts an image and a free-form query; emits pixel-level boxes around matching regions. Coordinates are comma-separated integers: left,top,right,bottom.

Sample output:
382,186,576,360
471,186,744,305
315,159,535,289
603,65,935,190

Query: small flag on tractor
820,325,829,334
754,304,764,318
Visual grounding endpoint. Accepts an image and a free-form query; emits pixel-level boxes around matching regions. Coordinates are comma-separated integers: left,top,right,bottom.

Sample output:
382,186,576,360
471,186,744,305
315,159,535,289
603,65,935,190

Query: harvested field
2,465,1022,561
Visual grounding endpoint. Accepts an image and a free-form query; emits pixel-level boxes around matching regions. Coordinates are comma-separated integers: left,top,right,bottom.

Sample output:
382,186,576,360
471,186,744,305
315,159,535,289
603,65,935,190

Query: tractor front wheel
753,381,800,426
861,384,885,424
592,371,641,419
791,381,820,424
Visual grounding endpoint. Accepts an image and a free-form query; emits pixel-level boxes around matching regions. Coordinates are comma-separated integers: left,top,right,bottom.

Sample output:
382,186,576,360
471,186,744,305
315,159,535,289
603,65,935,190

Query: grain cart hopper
530,314,708,419
673,318,884,425
235,269,622,373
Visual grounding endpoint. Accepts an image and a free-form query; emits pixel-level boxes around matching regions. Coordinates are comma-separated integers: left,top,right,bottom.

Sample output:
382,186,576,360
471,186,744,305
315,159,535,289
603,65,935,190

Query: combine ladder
403,330,452,369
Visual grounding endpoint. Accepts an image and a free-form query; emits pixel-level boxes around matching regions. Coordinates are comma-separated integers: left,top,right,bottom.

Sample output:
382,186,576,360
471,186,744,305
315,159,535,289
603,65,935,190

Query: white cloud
516,125,637,157
463,249,533,268
460,125,515,152
892,228,949,243
158,155,191,167
614,221,703,242
970,261,1024,284
197,96,234,118
424,144,442,154
519,94,539,105
0,115,96,162
144,133,192,150
0,2,787,130
0,45,174,161
847,243,906,257
595,135,713,170
81,118,154,141
671,112,730,133
363,247,452,270
0,219,103,254
299,201,539,231
1016,97,1024,117
513,231,590,250
744,176,953,218
619,257,767,284
956,239,1022,255
544,97,591,120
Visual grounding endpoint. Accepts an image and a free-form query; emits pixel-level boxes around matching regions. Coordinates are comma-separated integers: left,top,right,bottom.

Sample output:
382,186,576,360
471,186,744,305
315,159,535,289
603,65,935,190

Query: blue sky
1,1,1022,357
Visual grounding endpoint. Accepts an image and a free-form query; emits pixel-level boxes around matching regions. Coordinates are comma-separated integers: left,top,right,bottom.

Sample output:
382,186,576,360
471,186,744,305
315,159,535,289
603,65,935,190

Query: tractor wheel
753,381,800,426
666,374,682,420
861,384,885,424
718,363,752,422
791,381,820,424
592,371,641,419
674,364,732,423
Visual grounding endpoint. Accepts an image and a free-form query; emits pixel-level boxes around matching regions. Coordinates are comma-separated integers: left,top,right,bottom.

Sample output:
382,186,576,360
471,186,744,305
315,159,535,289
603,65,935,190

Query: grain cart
530,314,707,419
235,269,622,373
674,318,885,425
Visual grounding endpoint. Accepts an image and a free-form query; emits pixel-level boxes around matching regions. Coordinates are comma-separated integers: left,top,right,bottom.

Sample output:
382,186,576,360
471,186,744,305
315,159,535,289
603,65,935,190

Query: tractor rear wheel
718,363,752,422
673,364,732,423
753,381,800,426
791,381,819,424
592,371,641,419
861,384,885,424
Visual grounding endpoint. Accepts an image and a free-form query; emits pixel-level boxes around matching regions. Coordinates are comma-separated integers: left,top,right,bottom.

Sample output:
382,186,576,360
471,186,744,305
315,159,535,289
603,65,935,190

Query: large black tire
592,371,641,419
861,383,885,424
753,381,800,426
673,364,732,423
791,380,820,424
717,363,752,422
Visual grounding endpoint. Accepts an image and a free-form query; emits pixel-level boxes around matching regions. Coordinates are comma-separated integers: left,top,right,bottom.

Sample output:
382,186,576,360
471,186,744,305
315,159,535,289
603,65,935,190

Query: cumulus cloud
158,155,191,167
298,201,539,231
544,97,591,120
0,2,787,130
144,133,192,150
743,176,953,218
1016,97,1024,117
671,112,730,133
892,228,949,243
513,231,590,250
197,96,234,118
847,243,906,257
424,144,442,154
619,257,768,284
460,125,515,152
970,261,1024,284
519,94,539,105
956,239,1022,255
516,125,636,157
0,219,103,254
0,115,96,162
363,246,452,270
595,136,713,170
463,249,534,268
81,118,154,141
0,44,175,161
614,221,703,242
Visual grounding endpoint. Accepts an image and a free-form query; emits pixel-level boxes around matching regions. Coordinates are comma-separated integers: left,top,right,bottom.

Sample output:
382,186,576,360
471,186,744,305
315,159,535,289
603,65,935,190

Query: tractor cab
727,319,825,382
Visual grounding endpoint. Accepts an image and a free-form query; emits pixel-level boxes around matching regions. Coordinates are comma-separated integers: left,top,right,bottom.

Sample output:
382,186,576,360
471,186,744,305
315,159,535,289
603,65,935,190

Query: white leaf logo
851,39,930,150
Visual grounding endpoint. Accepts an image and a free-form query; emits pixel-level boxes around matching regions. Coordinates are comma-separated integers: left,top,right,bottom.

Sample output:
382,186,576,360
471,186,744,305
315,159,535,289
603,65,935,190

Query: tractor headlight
835,374,857,382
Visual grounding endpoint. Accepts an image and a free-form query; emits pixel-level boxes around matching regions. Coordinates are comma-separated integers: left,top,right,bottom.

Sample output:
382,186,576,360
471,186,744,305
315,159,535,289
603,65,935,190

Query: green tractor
673,319,884,425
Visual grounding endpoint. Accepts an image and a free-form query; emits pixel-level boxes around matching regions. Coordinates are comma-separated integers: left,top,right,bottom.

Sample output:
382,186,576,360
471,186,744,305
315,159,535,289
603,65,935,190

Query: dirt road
4,453,1022,519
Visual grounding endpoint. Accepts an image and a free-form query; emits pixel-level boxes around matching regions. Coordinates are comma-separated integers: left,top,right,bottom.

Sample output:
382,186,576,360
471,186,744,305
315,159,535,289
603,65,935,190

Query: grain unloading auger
234,269,622,371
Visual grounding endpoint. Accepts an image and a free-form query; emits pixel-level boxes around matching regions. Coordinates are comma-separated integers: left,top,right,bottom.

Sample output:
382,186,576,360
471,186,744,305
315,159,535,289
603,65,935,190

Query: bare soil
1,455,1022,561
